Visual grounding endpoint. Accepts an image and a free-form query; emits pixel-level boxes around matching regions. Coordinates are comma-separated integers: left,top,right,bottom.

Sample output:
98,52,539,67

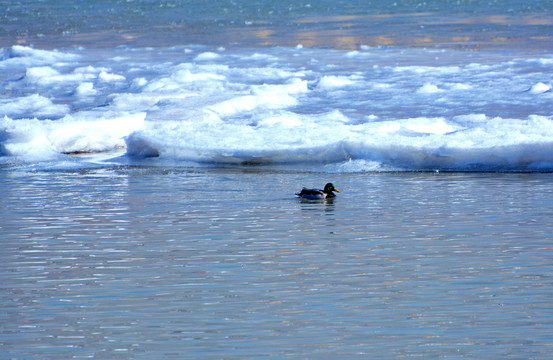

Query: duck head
324,183,340,193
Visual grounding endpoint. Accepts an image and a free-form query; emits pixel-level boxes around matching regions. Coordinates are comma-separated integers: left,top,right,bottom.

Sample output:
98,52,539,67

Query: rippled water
3,0,553,49
1,168,552,359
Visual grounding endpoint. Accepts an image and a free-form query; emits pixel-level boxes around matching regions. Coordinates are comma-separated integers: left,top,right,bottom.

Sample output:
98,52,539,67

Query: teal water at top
3,0,553,48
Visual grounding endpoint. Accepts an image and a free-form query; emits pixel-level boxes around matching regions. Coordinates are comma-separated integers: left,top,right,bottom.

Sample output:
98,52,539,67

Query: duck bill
334,188,340,192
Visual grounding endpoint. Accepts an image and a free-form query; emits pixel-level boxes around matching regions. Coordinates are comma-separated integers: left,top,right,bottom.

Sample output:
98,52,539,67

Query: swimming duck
296,183,340,200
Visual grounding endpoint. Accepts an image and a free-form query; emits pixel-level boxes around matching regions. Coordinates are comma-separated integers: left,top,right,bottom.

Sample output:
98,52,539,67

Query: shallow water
2,169,552,359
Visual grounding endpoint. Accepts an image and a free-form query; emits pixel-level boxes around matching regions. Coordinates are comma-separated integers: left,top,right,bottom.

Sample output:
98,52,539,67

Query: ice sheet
1,45,553,172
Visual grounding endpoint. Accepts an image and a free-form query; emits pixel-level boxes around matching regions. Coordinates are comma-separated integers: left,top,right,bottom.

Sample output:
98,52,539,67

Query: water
2,169,553,359
2,1,553,359
2,0,553,49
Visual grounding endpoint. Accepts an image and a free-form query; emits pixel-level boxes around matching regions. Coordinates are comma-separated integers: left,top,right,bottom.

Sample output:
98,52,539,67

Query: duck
296,183,340,200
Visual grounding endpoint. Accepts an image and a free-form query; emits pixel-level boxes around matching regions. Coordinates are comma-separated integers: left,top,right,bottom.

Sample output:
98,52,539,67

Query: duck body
296,183,340,200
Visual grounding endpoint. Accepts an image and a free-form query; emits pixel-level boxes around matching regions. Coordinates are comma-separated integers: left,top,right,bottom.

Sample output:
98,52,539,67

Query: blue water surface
3,0,553,48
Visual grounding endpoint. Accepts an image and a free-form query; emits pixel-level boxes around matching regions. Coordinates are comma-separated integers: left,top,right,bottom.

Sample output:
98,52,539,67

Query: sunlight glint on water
1,171,552,358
